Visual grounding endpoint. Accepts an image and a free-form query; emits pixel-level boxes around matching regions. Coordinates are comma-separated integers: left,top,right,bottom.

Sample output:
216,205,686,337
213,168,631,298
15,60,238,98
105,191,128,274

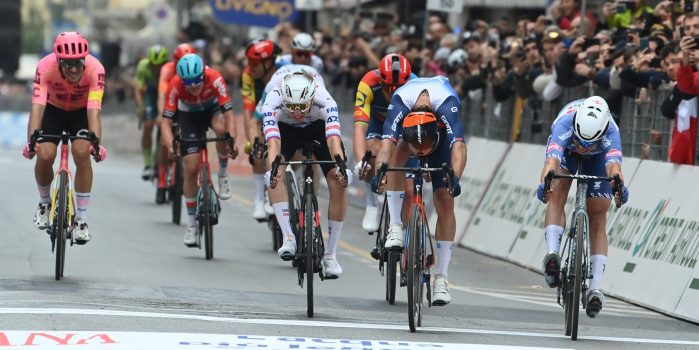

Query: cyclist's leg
542,151,573,287
209,110,233,199
269,123,299,254
250,115,267,218
179,111,207,230
141,93,157,177
358,118,383,231
33,105,60,228
65,109,93,241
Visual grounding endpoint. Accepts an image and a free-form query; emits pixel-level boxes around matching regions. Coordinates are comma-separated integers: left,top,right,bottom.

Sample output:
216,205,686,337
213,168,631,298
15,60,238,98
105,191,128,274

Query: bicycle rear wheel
201,167,214,260
407,203,423,332
172,158,183,225
569,214,584,340
386,250,399,305
305,196,315,318
55,172,68,281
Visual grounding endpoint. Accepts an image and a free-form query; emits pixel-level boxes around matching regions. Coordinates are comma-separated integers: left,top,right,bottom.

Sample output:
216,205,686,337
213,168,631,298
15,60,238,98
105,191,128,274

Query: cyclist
535,96,629,318
160,54,238,247
24,31,107,244
134,45,169,182
260,71,351,278
277,32,324,72
353,54,416,234
154,43,198,203
373,76,467,305
241,40,283,220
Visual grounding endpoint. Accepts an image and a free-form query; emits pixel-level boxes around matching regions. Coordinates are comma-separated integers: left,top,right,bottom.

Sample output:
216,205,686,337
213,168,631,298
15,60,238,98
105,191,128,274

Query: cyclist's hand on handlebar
265,170,279,189
536,183,552,203
446,174,461,197
353,160,371,180
89,144,107,162
167,146,177,160
22,143,36,160
336,167,352,188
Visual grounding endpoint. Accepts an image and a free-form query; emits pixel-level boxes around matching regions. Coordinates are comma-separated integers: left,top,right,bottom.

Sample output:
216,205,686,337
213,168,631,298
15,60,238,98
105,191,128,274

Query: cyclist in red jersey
24,32,107,244
160,54,238,246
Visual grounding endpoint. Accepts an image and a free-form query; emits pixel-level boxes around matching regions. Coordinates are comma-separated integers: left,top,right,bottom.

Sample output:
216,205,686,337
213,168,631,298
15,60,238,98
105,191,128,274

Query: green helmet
148,45,169,65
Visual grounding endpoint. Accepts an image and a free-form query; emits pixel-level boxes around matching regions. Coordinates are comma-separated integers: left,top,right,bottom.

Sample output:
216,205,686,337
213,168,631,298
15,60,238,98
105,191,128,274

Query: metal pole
578,0,587,37
176,0,183,32
306,10,313,32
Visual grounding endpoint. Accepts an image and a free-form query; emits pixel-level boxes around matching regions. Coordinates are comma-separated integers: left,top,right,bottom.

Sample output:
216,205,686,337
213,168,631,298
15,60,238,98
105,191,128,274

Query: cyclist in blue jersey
373,75,467,306
535,96,629,318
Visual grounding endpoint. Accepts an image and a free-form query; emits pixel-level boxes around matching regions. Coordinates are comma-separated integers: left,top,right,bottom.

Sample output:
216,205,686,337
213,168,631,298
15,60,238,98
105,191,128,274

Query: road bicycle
543,169,623,340
167,123,184,225
375,160,455,332
29,129,102,280
174,133,235,260
270,141,347,318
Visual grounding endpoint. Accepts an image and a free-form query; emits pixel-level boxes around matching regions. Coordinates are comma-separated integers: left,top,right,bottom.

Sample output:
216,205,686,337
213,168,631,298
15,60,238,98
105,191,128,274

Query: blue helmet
176,54,204,81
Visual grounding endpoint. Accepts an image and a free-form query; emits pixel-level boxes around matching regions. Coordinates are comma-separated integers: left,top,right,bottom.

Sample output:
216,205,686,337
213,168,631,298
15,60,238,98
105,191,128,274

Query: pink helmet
54,32,89,59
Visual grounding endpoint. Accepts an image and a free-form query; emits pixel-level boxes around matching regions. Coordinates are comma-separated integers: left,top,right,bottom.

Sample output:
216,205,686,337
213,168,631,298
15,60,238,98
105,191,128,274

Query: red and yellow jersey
163,67,233,117
241,67,266,112
32,53,105,111
353,69,417,125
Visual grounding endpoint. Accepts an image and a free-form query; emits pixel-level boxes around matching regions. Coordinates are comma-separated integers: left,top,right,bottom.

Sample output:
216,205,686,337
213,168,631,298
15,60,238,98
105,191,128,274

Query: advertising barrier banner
210,0,299,28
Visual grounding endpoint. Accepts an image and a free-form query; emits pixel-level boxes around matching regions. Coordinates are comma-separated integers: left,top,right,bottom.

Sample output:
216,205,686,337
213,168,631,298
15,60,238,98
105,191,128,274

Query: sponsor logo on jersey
326,106,337,114
326,115,339,123
390,111,404,132
547,142,563,153
34,69,41,85
356,91,367,108
606,149,622,158
439,115,453,134
559,130,573,141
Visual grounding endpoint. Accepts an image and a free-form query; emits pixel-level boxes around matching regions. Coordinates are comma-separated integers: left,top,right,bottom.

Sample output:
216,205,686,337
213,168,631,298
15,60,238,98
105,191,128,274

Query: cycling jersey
354,70,417,125
277,54,324,72
259,85,341,142
135,58,161,119
546,98,623,166
163,67,233,118
241,61,288,112
383,76,465,148
158,61,177,97
32,53,105,111
253,64,325,121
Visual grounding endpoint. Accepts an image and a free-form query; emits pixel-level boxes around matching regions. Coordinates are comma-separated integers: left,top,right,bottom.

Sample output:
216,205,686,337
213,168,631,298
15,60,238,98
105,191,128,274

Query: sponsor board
0,112,29,149
675,269,699,321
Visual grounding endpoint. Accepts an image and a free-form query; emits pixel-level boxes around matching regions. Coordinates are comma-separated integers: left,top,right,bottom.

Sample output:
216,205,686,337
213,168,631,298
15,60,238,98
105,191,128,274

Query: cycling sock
272,202,294,240
326,220,344,254
365,182,378,207
253,174,266,203
37,184,51,203
157,164,167,188
75,192,90,221
387,191,404,226
185,197,196,227
435,240,453,278
544,225,564,253
589,254,607,291
218,156,228,178
143,149,152,168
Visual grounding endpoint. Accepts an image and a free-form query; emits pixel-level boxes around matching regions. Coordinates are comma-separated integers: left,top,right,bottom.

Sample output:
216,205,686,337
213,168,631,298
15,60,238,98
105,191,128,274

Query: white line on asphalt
0,308,697,346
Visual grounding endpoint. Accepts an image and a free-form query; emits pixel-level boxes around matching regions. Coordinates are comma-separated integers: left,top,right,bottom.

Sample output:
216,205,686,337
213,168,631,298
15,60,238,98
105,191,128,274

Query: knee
433,189,453,212
72,146,91,165
36,146,56,163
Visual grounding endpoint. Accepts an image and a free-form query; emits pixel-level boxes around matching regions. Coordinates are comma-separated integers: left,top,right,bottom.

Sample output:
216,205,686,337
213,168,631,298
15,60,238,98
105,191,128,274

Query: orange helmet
402,111,440,156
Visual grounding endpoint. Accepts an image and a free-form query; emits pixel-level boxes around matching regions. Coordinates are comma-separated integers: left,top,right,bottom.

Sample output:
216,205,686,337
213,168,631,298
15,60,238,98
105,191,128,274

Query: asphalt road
0,149,697,350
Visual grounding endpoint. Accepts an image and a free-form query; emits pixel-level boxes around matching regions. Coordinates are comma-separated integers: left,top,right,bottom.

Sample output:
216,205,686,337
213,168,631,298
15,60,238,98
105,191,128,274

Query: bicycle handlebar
375,162,456,195
270,153,346,181
543,170,624,208
30,129,102,161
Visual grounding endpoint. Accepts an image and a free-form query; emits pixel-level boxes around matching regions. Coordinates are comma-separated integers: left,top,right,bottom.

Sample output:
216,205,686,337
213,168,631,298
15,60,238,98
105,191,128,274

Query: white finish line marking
1,308,698,346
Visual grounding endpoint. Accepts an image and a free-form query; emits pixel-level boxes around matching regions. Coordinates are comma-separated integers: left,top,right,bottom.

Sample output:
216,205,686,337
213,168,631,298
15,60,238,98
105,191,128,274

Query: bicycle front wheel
304,196,315,318
386,250,399,305
285,171,301,244
172,158,183,225
569,213,585,340
55,172,68,280
201,167,214,260
407,203,424,332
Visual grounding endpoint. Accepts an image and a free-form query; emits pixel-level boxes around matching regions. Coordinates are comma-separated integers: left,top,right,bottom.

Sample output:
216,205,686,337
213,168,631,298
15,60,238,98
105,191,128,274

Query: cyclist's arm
241,72,256,143
375,139,396,169
603,125,624,180
606,162,623,181
160,81,181,150
352,79,374,161
27,103,46,142
211,72,236,138
87,108,102,140
450,141,467,178
28,62,49,141
157,64,173,117
260,94,281,168
540,157,561,183
353,122,369,162
86,62,106,140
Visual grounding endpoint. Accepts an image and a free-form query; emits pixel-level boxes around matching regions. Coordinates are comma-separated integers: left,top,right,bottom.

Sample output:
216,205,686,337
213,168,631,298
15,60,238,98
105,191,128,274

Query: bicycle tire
285,171,301,243
407,203,423,332
305,196,314,318
387,250,399,305
562,238,572,337
172,158,183,225
570,214,585,340
201,167,214,260
55,172,68,281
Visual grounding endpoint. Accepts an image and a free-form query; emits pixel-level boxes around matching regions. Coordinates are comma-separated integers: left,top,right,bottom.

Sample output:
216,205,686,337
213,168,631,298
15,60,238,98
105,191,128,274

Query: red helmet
378,54,411,86
54,32,89,60
173,43,197,61
402,111,440,156
245,40,282,61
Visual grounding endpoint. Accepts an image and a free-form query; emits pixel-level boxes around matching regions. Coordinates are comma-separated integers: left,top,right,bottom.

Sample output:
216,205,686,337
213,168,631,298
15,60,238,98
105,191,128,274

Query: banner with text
210,0,299,28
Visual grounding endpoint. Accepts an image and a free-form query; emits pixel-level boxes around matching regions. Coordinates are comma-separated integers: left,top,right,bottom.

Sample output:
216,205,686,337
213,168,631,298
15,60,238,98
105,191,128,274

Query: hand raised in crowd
569,37,585,55
602,1,617,18
653,0,673,17
633,50,654,71
679,36,697,65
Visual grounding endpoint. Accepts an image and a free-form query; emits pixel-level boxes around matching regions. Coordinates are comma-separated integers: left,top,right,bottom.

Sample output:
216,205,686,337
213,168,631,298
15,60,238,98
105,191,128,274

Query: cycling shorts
178,106,221,156
278,120,346,175
560,150,613,199
38,104,89,145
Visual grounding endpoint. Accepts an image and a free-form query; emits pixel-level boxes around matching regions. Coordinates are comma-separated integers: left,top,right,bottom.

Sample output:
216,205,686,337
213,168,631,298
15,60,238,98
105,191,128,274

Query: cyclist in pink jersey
23,32,107,244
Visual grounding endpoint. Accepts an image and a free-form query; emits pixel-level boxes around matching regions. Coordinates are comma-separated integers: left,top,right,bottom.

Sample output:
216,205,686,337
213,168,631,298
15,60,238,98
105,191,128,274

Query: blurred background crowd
2,0,699,164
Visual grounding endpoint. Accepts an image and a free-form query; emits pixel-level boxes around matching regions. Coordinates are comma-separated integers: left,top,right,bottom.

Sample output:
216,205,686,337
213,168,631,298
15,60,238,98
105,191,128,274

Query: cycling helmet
292,33,316,51
173,43,197,61
148,45,169,65
448,49,468,68
54,32,89,60
573,96,611,146
176,54,204,85
379,54,412,86
245,40,282,60
281,71,317,113
402,111,440,156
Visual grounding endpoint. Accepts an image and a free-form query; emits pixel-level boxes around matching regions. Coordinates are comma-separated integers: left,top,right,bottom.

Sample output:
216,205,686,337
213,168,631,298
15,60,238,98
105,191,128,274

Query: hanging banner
210,0,299,28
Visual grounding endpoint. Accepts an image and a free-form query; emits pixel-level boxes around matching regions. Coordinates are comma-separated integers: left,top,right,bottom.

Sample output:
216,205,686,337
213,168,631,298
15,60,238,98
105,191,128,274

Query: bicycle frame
49,135,75,234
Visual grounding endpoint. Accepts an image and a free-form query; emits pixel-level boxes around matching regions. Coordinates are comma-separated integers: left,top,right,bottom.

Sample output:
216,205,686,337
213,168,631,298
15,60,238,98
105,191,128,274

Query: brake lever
334,154,348,183
270,154,282,180
441,163,455,195
612,174,623,208
542,170,554,204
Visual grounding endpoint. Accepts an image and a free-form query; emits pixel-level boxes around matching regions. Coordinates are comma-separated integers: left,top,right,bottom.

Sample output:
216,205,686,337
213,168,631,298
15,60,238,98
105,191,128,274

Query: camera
581,37,601,50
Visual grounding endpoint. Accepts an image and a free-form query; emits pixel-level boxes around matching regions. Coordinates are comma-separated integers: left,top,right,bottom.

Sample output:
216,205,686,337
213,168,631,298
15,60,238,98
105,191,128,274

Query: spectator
661,46,697,164
558,0,598,31
602,0,654,30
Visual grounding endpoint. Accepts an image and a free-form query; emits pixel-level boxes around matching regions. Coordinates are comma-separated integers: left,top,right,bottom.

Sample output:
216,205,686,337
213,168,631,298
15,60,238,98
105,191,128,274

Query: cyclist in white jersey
277,33,324,72
260,70,351,278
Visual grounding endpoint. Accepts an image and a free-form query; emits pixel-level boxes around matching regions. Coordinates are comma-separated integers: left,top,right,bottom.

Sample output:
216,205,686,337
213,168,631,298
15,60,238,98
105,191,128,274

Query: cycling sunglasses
59,59,85,69
293,50,312,58
284,102,311,113
183,75,203,88
575,137,596,149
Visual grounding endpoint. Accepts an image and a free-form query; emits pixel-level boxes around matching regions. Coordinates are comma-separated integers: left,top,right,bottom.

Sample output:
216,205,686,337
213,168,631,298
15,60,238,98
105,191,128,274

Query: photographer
676,12,699,94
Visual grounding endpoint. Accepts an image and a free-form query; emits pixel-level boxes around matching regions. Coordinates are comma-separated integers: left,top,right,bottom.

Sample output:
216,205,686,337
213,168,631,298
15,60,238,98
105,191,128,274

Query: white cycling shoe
362,206,380,232
384,224,404,249
253,201,267,220
72,221,91,245
432,275,451,306
183,226,198,247
33,203,51,229
218,176,232,200
278,237,296,260
322,253,343,278
586,289,605,318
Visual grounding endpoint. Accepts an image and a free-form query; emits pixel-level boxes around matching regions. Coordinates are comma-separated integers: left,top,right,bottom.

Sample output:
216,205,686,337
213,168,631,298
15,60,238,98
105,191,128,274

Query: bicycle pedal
324,274,339,280
370,248,381,260
280,254,296,262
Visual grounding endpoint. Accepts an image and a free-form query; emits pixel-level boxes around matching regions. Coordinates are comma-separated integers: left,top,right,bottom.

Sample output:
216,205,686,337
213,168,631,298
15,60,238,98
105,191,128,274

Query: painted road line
0,331,573,350
0,308,697,345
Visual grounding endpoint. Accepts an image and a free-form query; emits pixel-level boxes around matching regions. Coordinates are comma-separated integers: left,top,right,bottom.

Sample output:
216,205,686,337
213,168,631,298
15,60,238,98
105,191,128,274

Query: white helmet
292,32,315,51
573,96,611,144
281,70,317,113
448,48,468,68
